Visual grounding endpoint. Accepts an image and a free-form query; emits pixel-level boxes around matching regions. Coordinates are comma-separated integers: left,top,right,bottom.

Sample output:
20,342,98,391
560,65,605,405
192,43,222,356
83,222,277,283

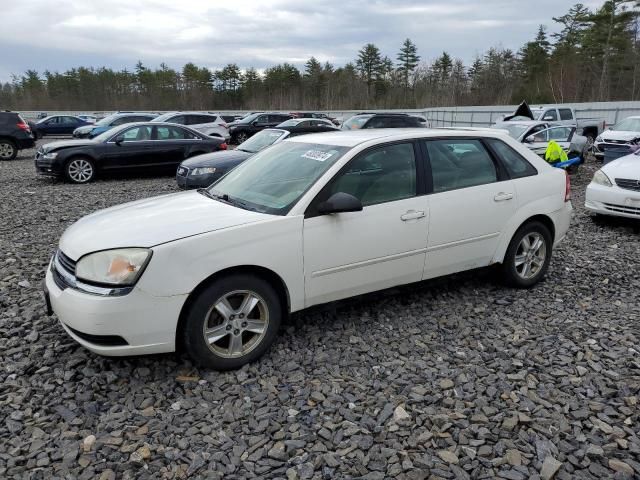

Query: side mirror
318,192,363,215
542,116,554,121
114,136,124,145
524,135,535,143
252,121,260,126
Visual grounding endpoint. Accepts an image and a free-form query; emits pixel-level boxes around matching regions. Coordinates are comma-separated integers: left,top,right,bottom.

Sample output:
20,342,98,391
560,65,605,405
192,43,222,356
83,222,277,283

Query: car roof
286,128,513,148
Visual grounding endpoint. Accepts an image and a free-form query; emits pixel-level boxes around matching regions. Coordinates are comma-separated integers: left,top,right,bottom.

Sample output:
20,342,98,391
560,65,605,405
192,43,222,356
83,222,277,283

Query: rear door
422,138,517,279
60,116,81,134
153,125,201,167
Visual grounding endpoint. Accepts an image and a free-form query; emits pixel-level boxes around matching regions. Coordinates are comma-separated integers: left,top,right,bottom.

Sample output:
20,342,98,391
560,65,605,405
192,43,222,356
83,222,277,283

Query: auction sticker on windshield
302,150,337,162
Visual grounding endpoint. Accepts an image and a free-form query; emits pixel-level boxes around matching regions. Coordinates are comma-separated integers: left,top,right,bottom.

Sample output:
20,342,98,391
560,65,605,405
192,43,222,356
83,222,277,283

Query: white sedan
44,130,572,370
585,153,640,219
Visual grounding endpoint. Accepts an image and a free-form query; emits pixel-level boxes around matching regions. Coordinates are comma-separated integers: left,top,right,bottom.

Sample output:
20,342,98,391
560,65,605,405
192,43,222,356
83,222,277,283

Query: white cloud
0,0,595,80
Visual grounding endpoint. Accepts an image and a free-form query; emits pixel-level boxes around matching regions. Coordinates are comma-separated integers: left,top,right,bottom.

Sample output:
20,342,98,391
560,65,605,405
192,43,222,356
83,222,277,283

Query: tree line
1,0,639,112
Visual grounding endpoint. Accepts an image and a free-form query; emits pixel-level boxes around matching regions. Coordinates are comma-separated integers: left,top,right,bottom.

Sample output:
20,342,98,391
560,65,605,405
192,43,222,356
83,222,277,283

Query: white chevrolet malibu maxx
44,130,572,369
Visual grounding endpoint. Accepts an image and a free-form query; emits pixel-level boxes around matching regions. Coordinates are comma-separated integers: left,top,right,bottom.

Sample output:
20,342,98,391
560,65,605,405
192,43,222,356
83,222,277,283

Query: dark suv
341,113,424,130
0,111,35,160
228,112,293,144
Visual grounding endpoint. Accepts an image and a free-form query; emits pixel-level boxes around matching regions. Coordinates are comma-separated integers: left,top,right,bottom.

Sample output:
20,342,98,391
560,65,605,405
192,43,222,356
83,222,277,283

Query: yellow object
544,140,568,163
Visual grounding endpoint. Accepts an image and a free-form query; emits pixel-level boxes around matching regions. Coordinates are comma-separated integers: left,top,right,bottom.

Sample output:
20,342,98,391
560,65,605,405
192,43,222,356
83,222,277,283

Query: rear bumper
16,137,35,149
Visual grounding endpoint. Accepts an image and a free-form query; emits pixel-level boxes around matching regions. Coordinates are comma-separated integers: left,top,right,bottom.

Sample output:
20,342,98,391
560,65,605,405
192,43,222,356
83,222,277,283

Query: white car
152,112,230,141
44,130,572,370
594,116,640,161
585,153,640,219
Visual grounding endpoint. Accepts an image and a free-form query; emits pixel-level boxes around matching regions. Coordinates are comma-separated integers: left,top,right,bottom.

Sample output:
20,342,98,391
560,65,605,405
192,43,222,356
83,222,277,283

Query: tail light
219,143,228,150
564,171,571,202
17,122,30,132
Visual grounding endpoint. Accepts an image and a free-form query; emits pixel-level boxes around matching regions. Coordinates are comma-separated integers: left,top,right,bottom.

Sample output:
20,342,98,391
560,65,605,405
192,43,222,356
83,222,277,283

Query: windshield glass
208,141,349,215
277,119,301,127
238,129,286,153
237,113,261,124
92,125,126,142
611,117,640,132
95,114,119,126
341,115,372,130
493,123,529,139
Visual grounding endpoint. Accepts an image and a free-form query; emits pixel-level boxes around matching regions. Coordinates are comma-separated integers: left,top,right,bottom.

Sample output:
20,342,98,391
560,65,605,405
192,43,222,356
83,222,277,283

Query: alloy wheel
236,133,248,144
67,159,93,183
203,290,269,358
0,142,15,160
514,232,547,280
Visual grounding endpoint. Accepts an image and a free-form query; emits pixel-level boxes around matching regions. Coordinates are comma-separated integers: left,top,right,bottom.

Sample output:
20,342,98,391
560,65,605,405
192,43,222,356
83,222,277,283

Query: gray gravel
1,140,639,479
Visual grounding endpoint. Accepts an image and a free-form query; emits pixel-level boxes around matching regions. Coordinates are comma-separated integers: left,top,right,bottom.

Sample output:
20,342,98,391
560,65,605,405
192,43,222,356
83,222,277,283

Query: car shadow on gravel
590,213,640,232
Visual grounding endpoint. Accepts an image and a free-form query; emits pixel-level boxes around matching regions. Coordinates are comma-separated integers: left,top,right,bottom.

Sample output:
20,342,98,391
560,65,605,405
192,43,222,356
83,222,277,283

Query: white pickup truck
502,102,607,145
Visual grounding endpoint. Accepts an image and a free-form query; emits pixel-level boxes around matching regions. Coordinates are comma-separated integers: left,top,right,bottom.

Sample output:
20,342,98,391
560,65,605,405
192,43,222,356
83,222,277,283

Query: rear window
486,138,537,179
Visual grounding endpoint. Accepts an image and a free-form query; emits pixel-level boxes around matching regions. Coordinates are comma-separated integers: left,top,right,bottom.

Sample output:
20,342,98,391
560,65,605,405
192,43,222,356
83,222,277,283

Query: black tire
234,132,249,145
0,139,17,161
182,274,282,370
500,221,552,288
64,157,96,184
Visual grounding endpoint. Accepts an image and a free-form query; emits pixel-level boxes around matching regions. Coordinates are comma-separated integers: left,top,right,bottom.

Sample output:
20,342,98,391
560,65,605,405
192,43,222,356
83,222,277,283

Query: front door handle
494,192,514,202
401,210,426,221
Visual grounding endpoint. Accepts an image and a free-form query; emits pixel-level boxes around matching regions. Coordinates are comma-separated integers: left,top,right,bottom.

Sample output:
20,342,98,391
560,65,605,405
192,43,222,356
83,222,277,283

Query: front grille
66,325,128,347
615,178,640,192
57,250,76,274
604,203,640,216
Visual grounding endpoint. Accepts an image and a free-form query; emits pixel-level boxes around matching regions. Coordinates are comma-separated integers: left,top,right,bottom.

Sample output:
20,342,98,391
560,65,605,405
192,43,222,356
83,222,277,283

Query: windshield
611,117,640,132
208,141,349,215
92,125,126,142
237,113,261,124
277,119,301,127
95,114,119,126
238,129,286,153
341,115,372,130
492,123,529,139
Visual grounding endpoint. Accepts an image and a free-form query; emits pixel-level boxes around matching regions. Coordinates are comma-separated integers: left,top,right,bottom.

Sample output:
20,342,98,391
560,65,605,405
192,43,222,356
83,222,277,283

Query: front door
303,142,429,307
101,125,155,169
422,138,517,279
527,126,576,157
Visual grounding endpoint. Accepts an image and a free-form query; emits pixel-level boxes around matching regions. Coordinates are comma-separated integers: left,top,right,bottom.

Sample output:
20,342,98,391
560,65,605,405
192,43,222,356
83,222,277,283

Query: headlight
190,167,217,176
595,135,602,143
76,248,151,286
43,152,58,160
592,169,612,187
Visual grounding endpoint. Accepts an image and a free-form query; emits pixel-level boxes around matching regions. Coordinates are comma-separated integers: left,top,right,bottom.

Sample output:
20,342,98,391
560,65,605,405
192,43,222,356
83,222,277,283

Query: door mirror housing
114,135,124,145
524,135,535,143
318,192,363,215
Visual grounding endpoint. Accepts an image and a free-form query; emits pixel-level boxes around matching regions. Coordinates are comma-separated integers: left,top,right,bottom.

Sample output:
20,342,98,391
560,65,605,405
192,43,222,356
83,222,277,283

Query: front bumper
45,263,187,356
585,182,640,219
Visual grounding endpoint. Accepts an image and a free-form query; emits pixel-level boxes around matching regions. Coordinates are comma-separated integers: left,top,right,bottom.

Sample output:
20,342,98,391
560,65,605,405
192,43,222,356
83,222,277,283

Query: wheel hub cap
514,232,546,280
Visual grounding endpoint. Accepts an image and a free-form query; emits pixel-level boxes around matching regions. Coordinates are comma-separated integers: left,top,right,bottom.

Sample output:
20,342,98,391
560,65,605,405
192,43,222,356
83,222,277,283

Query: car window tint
559,109,573,121
156,126,197,140
366,117,388,128
329,143,417,207
256,115,269,124
543,110,558,121
111,117,129,126
486,138,537,179
120,126,152,141
547,127,573,141
426,139,497,193
168,115,185,125
61,116,78,125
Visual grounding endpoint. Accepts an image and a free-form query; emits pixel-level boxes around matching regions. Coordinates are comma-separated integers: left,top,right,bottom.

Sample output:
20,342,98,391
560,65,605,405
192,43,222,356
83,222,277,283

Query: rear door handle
401,210,426,221
494,192,514,202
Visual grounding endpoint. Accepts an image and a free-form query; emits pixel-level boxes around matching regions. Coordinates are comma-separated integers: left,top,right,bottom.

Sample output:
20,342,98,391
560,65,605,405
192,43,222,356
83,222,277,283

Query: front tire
0,140,17,160
500,221,552,288
234,132,249,144
182,274,282,370
65,157,96,184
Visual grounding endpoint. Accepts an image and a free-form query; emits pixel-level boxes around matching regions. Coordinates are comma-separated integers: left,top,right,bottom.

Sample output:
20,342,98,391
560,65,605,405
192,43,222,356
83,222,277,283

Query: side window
559,109,573,121
425,139,497,193
119,126,152,142
156,126,196,140
365,117,387,128
46,117,59,125
486,138,537,179
328,143,416,207
168,115,186,125
133,116,152,122
111,117,129,126
547,127,573,141
542,109,558,121
62,116,78,125
256,115,269,125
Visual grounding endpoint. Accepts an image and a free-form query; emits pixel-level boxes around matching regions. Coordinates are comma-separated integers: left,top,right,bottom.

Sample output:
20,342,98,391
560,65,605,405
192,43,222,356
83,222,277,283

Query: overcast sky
1,0,603,81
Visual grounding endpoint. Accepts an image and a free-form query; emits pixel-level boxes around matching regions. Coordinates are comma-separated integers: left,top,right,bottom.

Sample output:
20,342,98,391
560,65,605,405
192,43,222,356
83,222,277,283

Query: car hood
59,190,273,260
600,130,640,142
602,153,640,177
181,150,253,169
74,125,95,133
42,140,96,152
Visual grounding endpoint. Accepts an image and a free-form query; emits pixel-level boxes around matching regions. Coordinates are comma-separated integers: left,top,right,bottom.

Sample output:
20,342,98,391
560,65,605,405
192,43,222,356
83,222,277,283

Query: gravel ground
1,139,639,480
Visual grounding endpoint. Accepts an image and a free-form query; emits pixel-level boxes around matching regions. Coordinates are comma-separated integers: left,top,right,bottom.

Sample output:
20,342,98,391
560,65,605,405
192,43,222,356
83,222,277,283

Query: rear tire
234,132,249,144
65,157,96,184
182,274,282,370
500,221,552,288
0,139,17,160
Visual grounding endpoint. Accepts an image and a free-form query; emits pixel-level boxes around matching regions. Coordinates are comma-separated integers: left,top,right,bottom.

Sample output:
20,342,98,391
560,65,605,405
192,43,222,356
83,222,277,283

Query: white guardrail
16,101,640,127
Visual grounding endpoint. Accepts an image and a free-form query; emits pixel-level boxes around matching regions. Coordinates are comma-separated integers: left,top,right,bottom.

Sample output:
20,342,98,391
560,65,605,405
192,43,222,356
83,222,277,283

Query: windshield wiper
201,189,255,212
